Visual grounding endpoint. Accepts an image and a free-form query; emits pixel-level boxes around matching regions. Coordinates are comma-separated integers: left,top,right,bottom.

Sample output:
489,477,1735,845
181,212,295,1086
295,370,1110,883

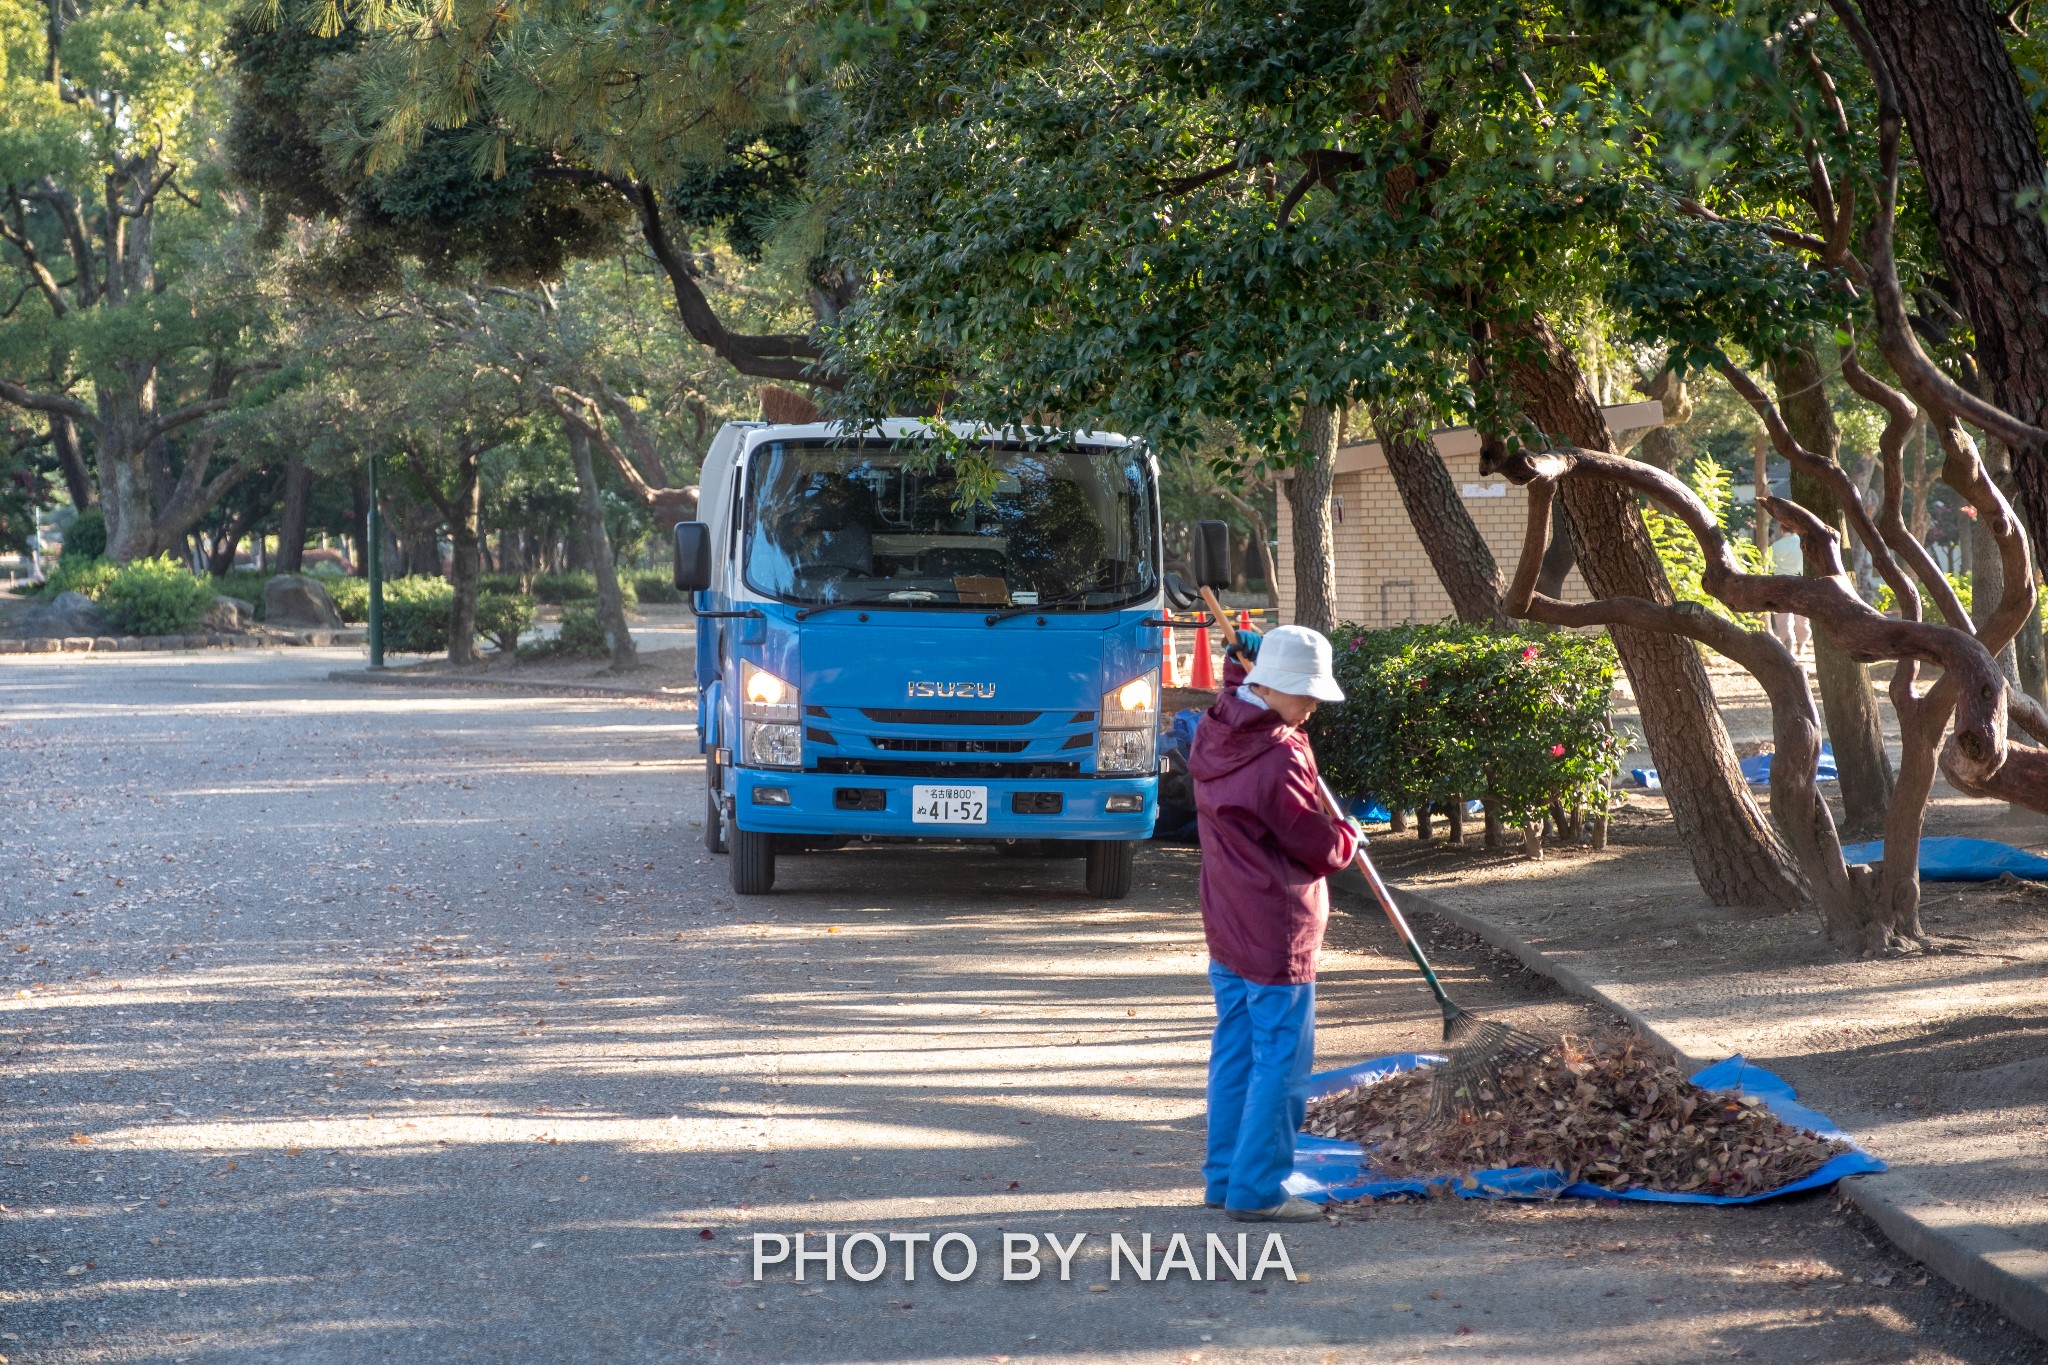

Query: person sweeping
1187,623,1356,1222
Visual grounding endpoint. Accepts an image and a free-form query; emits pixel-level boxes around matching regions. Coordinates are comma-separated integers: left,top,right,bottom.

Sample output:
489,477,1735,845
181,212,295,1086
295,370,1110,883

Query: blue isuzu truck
672,419,1202,898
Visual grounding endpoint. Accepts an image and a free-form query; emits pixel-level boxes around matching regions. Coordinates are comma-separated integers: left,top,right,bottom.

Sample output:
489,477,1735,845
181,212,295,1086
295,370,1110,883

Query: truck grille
871,737,1029,754
858,708,1041,726
817,757,1083,780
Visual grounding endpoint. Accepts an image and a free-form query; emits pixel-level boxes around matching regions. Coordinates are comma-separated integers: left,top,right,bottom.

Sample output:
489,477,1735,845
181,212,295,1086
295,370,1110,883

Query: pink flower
1349,637,1362,651
1521,647,1539,661
1550,744,1566,757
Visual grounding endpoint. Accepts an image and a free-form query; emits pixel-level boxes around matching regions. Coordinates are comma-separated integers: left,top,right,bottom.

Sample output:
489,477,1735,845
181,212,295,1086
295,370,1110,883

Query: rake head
1427,1007,1554,1124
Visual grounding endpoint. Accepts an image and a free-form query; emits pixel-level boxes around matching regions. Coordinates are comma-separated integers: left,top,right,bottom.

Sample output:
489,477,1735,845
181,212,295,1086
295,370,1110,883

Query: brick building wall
1274,401,1663,627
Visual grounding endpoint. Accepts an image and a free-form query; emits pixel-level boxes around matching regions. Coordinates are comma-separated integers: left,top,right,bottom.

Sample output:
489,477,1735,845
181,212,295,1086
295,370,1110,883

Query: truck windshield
741,441,1159,610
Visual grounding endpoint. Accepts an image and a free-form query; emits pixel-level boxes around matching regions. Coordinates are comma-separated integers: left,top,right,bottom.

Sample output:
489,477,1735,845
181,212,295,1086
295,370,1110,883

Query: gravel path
1,650,2039,1363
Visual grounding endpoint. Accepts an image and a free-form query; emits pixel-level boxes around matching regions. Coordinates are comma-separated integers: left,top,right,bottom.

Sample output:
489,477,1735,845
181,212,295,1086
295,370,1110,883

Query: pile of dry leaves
1301,1031,1849,1197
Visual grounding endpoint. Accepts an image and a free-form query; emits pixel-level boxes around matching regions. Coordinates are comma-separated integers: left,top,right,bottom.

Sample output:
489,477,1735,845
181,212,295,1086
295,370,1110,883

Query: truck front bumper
727,768,1157,841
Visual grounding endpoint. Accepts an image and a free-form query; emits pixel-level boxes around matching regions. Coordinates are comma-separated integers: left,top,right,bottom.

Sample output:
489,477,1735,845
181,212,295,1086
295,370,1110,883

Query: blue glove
1226,627,1262,665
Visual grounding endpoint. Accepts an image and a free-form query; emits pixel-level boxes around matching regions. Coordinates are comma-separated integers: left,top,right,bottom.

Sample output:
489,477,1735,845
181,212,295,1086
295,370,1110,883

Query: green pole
366,458,385,669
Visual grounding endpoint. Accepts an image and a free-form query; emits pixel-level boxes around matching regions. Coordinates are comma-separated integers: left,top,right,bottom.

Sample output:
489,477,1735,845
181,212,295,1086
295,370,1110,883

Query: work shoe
1226,1197,1325,1223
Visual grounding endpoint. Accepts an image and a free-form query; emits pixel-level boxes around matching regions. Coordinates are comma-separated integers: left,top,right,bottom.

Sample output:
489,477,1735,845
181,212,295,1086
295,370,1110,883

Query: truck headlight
1097,667,1158,775
740,661,800,770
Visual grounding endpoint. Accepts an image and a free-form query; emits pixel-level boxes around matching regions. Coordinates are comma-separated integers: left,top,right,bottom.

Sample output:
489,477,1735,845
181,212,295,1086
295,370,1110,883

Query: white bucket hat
1244,624,1345,702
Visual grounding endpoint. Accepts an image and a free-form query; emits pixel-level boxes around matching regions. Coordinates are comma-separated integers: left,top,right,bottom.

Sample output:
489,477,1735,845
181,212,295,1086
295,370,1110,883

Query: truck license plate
911,785,988,824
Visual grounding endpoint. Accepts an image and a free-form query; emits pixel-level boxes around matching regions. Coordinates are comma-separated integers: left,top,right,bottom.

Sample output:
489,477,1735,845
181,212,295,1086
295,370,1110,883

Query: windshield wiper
985,594,1094,625
794,591,933,621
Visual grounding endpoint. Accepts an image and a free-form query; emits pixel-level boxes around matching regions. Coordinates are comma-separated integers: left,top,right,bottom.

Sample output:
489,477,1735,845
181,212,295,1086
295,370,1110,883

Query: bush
60,509,106,561
628,569,684,604
1307,623,1623,831
99,556,216,636
520,605,610,659
327,577,369,624
39,556,117,601
476,591,535,653
476,571,522,596
532,570,636,610
380,575,455,654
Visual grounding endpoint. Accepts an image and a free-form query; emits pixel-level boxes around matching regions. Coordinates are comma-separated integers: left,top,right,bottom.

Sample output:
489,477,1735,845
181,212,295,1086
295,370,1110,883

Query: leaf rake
1313,775,1553,1123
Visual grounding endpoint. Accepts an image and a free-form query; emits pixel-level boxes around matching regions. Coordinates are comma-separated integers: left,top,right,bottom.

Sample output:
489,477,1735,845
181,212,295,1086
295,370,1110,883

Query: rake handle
1313,773,1461,1023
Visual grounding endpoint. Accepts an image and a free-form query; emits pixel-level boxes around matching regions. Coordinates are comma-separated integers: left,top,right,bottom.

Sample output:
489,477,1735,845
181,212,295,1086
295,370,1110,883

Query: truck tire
1085,840,1136,899
730,823,776,894
705,760,728,855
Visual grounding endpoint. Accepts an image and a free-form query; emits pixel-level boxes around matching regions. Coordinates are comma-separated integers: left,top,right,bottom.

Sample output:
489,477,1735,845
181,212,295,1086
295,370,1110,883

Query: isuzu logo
907,681,997,699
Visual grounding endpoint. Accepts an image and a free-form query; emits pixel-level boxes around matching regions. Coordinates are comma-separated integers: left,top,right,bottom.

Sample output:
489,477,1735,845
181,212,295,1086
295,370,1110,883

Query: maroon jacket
1189,664,1359,985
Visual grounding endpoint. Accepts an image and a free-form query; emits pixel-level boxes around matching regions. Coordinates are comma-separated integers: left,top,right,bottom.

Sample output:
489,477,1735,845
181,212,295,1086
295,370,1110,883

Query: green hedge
60,509,106,561
476,591,535,653
520,605,610,659
627,569,684,604
327,577,369,624
477,571,522,596
1306,623,1622,831
531,570,636,610
99,557,216,636
380,576,455,654
39,556,117,601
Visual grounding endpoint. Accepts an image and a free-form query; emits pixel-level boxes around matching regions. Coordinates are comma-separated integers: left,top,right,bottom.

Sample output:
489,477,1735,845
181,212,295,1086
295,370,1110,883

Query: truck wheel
705,760,728,855
1085,840,1136,899
731,823,776,894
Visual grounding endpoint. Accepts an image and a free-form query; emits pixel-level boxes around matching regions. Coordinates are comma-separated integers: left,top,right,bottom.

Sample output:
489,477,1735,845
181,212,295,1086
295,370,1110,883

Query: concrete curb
326,668,690,703
1331,868,2048,1342
0,629,363,654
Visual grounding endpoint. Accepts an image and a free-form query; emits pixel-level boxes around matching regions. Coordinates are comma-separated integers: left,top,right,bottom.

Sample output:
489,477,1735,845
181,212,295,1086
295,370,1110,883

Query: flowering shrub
1306,623,1623,830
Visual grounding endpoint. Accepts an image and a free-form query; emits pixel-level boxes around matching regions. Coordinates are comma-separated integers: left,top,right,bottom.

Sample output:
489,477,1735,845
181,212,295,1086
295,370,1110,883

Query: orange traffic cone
1190,622,1218,689
1237,609,1253,634
1162,624,1181,686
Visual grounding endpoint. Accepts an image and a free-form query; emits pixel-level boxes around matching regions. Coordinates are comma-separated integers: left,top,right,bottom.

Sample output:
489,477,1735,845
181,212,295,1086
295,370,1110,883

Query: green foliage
379,575,455,654
627,570,685,604
477,572,523,596
99,557,216,636
521,606,609,660
61,510,107,562
475,591,535,654
1307,624,1624,832
531,571,636,610
39,557,118,601
1875,573,1972,619
1640,458,1769,627
327,576,369,623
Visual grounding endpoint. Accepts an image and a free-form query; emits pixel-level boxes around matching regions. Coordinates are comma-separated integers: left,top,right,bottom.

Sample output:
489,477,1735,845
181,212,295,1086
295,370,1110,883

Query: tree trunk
567,423,638,672
1854,0,2048,576
1503,314,1807,910
400,500,441,578
206,527,244,578
275,454,312,575
1287,403,1340,632
1770,346,1896,839
49,414,93,510
445,456,483,666
1370,399,1507,624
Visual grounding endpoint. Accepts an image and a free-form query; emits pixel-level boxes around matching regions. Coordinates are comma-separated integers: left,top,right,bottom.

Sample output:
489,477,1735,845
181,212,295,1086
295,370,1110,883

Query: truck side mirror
673,521,713,593
1191,520,1232,591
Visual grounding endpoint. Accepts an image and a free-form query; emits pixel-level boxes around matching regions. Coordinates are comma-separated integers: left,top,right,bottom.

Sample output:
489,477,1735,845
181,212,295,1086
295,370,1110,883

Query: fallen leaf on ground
1302,1030,1847,1198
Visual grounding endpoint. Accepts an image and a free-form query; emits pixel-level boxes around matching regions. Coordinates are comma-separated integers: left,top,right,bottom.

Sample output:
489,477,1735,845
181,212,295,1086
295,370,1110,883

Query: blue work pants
1203,961,1315,1211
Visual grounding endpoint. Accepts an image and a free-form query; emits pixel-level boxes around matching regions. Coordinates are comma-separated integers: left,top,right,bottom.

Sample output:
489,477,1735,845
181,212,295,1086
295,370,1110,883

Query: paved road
2,649,2040,1364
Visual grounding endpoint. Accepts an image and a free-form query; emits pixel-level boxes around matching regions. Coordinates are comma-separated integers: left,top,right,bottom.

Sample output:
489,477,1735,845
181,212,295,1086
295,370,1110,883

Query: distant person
1187,625,1357,1223
1769,532,1811,654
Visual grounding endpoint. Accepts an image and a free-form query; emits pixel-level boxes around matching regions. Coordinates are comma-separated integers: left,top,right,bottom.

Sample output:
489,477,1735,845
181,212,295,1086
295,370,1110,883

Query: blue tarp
1285,1053,1885,1206
1740,743,1838,786
1838,835,2048,881
1631,768,1662,790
